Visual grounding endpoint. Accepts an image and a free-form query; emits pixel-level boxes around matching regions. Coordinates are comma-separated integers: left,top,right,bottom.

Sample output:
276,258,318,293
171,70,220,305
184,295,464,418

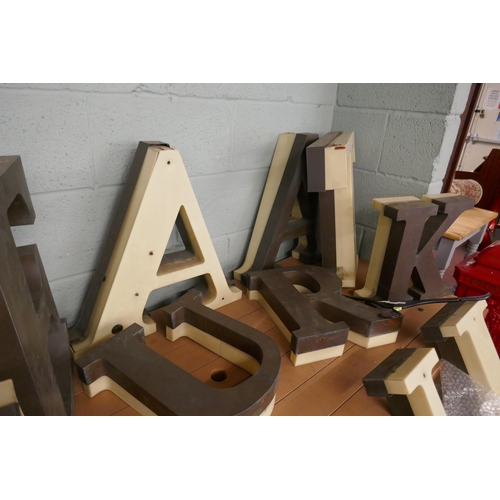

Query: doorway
442,83,500,244
457,83,500,172
443,83,500,191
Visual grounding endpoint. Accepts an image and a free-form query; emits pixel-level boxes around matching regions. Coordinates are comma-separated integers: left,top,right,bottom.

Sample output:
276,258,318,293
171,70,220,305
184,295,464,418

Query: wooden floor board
273,343,401,416
238,308,277,333
161,340,220,374
332,388,391,416
216,295,262,320
262,326,290,357
112,406,142,416
146,331,190,356
74,389,128,416
275,344,356,403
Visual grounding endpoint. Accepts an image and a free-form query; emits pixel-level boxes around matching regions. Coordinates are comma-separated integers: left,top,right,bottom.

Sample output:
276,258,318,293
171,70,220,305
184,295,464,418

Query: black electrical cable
345,293,491,310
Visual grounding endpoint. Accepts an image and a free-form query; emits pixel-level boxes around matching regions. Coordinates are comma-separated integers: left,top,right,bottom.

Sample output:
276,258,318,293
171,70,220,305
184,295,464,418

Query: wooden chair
454,148,500,246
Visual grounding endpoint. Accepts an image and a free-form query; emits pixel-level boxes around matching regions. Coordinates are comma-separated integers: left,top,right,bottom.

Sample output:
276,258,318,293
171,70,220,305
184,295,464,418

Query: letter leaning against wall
0,156,72,415
306,132,358,287
234,133,320,283
71,143,242,355
355,194,474,302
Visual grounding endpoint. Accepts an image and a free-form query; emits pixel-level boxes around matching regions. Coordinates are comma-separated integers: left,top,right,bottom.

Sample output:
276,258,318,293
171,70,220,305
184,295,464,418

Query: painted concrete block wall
0,83,337,325
331,83,471,260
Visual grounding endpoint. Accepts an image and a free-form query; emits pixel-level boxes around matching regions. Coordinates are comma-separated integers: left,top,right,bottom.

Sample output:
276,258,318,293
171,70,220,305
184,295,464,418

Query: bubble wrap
440,360,500,416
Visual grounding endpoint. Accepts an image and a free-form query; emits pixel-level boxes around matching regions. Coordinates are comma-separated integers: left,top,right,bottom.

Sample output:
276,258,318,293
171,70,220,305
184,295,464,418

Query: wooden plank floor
74,246,467,416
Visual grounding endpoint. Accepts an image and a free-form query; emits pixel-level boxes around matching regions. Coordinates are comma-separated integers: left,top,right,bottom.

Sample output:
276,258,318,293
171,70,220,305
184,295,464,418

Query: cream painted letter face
72,145,241,355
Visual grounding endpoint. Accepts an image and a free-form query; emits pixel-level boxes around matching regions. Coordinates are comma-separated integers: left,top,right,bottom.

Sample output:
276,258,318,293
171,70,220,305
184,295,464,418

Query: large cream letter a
72,143,241,355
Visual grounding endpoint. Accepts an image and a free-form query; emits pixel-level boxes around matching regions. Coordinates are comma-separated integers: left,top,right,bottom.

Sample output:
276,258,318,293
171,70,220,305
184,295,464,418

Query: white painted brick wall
0,83,337,325
337,83,457,113
332,83,470,260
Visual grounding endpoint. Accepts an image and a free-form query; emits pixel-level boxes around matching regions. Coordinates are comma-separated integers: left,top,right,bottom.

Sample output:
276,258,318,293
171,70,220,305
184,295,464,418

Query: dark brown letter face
235,131,358,288
75,290,281,416
246,265,402,366
0,156,72,415
306,132,358,286
235,133,320,284
376,195,474,301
